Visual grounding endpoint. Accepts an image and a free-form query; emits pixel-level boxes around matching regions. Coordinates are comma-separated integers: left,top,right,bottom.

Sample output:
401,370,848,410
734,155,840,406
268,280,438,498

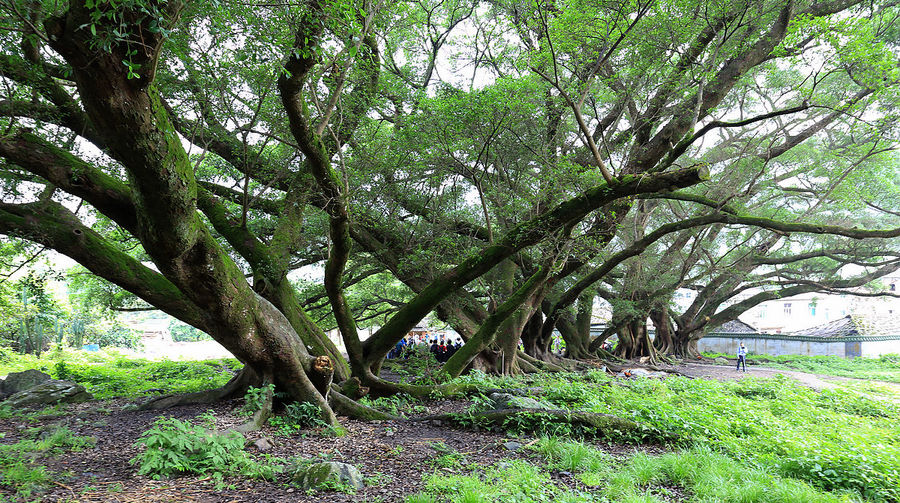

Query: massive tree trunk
40,2,340,424
650,305,676,355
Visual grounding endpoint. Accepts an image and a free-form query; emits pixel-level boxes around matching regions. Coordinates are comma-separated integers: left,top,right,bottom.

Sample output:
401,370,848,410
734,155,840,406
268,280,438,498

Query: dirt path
676,362,900,402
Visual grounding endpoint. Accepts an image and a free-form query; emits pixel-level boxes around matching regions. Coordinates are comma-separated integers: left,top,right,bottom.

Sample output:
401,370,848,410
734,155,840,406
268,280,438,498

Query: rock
253,437,273,451
0,369,52,399
714,357,728,365
290,462,364,491
1,380,92,408
621,368,667,378
502,441,523,451
489,393,554,410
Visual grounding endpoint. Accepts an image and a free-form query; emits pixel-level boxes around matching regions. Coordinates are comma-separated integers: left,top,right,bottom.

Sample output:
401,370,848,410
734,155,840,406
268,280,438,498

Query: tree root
137,367,258,411
517,351,569,372
412,407,673,441
328,386,398,421
231,381,273,434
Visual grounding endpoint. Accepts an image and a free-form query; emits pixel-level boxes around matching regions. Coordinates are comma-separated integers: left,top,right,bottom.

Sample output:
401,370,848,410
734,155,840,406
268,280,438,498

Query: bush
239,384,275,416
268,402,329,435
131,416,280,485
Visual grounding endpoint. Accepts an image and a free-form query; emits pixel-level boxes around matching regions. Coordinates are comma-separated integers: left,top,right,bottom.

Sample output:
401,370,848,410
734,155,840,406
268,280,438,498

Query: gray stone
0,369,52,399
620,368,667,378
714,357,729,365
502,441,523,451
290,461,364,490
489,392,553,410
253,437,274,451
1,380,92,408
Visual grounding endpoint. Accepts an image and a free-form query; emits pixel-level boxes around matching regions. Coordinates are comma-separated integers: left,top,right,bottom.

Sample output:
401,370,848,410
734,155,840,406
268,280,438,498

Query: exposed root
412,408,672,441
232,381,273,434
137,367,258,411
340,376,370,399
328,386,398,421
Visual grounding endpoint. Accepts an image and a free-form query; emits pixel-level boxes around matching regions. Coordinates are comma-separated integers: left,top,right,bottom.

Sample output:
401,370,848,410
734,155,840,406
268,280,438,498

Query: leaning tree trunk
44,3,340,424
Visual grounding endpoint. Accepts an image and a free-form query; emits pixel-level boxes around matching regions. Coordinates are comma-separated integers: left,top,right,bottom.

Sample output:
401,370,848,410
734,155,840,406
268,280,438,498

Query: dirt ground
2,362,896,502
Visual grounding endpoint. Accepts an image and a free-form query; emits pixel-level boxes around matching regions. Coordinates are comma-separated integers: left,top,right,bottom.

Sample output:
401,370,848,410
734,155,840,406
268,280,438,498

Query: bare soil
1,395,661,503
2,361,894,502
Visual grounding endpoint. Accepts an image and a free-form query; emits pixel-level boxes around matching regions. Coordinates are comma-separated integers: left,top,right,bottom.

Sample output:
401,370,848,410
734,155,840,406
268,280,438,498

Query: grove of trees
1,0,899,423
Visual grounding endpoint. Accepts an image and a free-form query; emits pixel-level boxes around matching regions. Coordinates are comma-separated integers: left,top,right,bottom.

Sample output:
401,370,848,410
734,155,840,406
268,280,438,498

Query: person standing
736,342,747,372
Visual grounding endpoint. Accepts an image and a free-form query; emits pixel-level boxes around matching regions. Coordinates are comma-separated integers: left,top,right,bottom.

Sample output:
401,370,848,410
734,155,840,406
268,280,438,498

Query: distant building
671,273,900,334
699,313,900,357
124,318,172,344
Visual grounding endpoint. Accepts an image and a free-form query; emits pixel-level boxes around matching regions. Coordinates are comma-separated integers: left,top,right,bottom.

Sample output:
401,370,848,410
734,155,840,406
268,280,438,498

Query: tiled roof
716,319,758,334
790,314,900,338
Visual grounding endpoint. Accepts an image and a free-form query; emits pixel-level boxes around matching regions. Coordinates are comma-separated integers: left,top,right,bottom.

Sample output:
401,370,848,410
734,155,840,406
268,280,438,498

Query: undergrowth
0,426,95,499
131,414,281,488
445,370,899,502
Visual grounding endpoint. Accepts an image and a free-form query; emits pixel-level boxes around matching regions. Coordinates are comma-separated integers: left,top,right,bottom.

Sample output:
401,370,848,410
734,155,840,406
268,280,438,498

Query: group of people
387,333,463,362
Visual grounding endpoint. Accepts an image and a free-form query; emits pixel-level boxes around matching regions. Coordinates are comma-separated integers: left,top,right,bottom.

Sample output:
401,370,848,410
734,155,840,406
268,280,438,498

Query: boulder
502,441,523,451
489,392,554,410
290,461,364,490
714,357,729,365
617,368,667,378
0,369,52,399
253,437,274,451
1,380,92,408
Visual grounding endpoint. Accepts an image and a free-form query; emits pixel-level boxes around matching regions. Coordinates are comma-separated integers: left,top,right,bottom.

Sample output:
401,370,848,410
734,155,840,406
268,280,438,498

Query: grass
447,370,900,502
407,445,858,502
0,426,96,499
701,353,900,383
0,347,241,399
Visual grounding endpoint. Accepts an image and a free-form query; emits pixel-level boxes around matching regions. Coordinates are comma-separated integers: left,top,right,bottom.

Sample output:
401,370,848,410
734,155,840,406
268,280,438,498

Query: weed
239,384,275,416
0,426,95,498
268,401,329,435
131,416,281,486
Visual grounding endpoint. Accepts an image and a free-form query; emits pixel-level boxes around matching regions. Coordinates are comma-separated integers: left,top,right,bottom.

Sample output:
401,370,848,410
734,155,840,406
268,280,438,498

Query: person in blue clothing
736,342,747,372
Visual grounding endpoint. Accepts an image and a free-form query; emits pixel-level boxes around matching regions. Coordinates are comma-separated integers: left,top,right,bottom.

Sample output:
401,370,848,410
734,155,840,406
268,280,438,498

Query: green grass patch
0,348,242,399
407,446,854,502
702,353,900,383
0,426,96,499
447,370,900,502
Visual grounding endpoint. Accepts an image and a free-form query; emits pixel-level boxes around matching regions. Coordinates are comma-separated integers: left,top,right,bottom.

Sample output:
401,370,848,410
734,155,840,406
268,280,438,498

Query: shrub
239,384,275,416
131,416,280,485
268,402,328,435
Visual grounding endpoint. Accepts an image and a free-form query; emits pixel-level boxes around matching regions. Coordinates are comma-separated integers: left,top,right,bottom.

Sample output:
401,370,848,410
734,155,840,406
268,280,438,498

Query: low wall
698,333,900,357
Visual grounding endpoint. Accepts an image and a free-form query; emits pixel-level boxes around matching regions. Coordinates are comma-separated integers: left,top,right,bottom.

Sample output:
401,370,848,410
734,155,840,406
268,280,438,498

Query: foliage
0,426,95,499
268,402,329,435
701,353,900,384
239,384,275,416
358,393,427,417
169,319,212,342
131,416,281,486
0,349,242,399
448,370,900,502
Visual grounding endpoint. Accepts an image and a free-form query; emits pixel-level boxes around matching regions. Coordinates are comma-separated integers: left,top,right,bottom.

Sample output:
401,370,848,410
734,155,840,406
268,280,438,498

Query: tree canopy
1,0,899,422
